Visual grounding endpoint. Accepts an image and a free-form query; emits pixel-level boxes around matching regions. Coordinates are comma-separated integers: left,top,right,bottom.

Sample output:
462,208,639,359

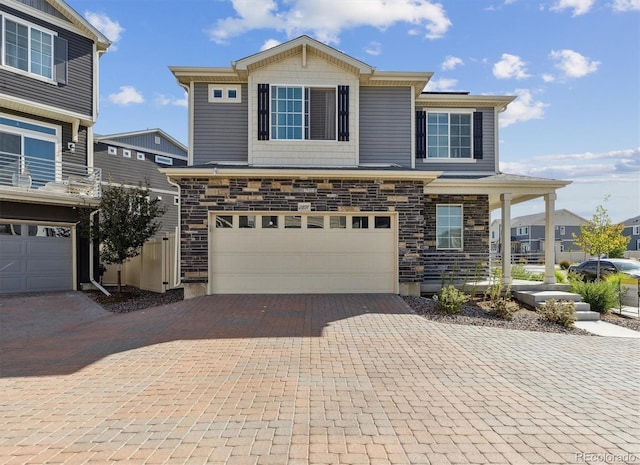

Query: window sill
422,158,476,164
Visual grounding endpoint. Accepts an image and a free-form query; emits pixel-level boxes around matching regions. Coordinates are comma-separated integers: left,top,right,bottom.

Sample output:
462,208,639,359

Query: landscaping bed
84,286,183,313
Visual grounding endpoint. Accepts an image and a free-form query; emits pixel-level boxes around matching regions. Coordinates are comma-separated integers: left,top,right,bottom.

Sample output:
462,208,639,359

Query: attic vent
154,136,161,145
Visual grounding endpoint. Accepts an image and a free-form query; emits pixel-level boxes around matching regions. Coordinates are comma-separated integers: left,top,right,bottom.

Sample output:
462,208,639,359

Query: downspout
167,177,182,288
89,209,111,296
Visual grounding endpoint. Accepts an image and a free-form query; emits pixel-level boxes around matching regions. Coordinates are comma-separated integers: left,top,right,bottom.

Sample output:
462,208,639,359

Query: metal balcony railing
0,151,101,198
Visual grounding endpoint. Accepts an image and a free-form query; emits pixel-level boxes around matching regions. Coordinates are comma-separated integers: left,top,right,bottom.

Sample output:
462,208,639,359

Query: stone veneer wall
423,194,491,282
178,177,425,286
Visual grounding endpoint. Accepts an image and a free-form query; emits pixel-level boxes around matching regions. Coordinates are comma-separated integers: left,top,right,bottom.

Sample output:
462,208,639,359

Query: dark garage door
0,224,73,294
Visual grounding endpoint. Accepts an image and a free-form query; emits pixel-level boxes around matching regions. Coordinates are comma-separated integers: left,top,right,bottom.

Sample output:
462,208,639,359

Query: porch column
544,193,557,284
501,193,512,284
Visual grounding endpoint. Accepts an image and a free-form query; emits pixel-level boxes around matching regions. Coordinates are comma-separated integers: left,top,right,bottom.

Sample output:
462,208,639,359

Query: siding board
359,87,412,167
193,83,248,165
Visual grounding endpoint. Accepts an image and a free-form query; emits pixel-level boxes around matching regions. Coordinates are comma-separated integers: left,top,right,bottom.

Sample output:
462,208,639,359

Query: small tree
572,199,629,280
93,182,165,292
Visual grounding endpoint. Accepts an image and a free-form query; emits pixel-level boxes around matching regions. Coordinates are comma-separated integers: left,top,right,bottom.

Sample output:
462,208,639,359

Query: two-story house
509,209,587,255
94,128,188,237
621,215,640,252
163,36,570,298
0,0,110,294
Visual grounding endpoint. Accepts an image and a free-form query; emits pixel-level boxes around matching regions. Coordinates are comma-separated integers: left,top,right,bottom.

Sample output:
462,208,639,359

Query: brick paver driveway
1,292,638,464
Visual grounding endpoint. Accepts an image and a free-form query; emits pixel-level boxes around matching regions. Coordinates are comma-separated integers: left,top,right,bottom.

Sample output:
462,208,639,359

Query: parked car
568,259,640,281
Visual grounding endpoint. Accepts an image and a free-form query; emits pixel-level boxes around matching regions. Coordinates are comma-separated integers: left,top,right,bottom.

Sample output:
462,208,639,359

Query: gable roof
170,35,433,96
511,209,588,228
621,215,640,227
95,129,187,155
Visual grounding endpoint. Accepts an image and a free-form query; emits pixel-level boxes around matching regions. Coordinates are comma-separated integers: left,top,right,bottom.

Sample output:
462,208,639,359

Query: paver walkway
0,292,638,464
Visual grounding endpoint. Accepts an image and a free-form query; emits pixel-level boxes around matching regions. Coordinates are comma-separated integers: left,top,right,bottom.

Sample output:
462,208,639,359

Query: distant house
621,215,640,251
508,209,587,255
94,129,188,237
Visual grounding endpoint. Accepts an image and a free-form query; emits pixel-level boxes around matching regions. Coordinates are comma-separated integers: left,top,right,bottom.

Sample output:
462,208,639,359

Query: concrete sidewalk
1,292,639,464
575,320,640,338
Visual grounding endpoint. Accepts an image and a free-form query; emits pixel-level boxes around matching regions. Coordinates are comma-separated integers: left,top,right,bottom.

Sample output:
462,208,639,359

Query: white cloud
612,0,640,11
84,11,124,49
442,55,463,70
550,0,595,16
260,39,282,51
108,86,144,106
365,41,382,56
550,49,600,78
493,53,530,79
155,92,188,108
499,89,548,127
424,78,458,91
541,73,555,82
207,0,452,45
500,148,640,183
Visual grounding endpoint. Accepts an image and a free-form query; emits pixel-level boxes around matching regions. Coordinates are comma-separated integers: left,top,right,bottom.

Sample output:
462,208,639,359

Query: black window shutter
337,85,349,141
257,84,269,140
416,110,426,159
54,36,68,85
473,111,483,159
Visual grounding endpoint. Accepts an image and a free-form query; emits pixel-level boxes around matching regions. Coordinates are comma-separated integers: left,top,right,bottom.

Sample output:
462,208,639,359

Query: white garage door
0,223,73,294
210,213,397,294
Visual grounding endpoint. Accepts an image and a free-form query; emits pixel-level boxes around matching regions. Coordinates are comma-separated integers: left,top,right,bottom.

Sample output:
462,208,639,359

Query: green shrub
555,269,568,284
538,299,576,328
435,285,469,314
570,279,618,314
511,264,533,280
604,273,629,311
484,272,516,319
491,298,518,320
559,260,571,270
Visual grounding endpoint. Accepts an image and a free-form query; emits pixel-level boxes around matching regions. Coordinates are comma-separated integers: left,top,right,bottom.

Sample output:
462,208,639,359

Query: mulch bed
84,286,183,313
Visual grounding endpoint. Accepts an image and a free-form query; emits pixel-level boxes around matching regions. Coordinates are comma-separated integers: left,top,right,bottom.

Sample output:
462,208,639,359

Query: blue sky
71,0,639,223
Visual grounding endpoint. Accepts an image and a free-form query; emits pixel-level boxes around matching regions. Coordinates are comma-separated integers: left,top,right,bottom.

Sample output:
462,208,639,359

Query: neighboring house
163,35,570,298
0,0,110,294
490,219,501,253
94,129,188,237
509,209,588,254
621,215,640,251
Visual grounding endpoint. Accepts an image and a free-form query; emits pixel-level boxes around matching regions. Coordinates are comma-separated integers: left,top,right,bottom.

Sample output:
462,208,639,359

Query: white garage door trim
0,219,77,294
208,212,398,294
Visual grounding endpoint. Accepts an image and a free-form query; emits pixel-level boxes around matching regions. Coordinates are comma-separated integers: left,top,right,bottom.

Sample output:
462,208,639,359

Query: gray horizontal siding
94,143,179,192
193,83,248,165
156,200,178,237
0,5,94,117
414,107,496,173
359,87,412,167
16,0,69,21
106,133,187,158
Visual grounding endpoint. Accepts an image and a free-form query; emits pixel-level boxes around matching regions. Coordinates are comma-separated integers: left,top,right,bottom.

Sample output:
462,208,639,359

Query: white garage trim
208,211,398,294
0,218,77,293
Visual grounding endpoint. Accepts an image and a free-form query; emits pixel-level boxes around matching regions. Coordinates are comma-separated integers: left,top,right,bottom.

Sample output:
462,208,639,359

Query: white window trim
422,108,475,161
633,226,640,235
107,146,117,155
436,204,464,251
208,84,241,103
517,226,529,236
269,84,338,142
1,13,58,84
637,239,640,250
136,152,145,160
155,155,173,165
0,113,61,181
122,149,131,158
559,226,565,235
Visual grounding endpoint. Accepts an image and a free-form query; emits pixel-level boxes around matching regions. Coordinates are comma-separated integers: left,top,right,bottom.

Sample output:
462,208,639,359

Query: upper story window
416,110,483,160
633,226,640,235
270,86,337,141
155,155,173,165
1,15,67,84
516,227,529,236
257,83,349,142
208,84,241,103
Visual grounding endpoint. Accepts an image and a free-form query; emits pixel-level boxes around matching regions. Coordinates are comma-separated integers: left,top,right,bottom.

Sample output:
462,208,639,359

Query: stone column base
183,283,208,300
399,282,421,296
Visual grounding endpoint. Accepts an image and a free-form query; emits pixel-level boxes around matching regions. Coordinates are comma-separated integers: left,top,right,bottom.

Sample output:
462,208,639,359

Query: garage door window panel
285,215,302,228
375,216,391,229
330,216,347,229
307,216,324,229
239,215,255,228
352,216,369,229
262,216,279,228
216,215,233,228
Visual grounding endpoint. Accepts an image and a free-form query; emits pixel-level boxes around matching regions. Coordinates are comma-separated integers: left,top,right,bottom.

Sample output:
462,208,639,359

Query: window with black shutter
416,110,426,159
473,111,483,159
257,84,270,140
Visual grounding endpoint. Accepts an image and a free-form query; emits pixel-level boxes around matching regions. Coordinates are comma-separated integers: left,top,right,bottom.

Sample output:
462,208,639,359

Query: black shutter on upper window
53,36,68,85
473,111,483,159
337,85,349,141
416,110,427,159
257,84,270,140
